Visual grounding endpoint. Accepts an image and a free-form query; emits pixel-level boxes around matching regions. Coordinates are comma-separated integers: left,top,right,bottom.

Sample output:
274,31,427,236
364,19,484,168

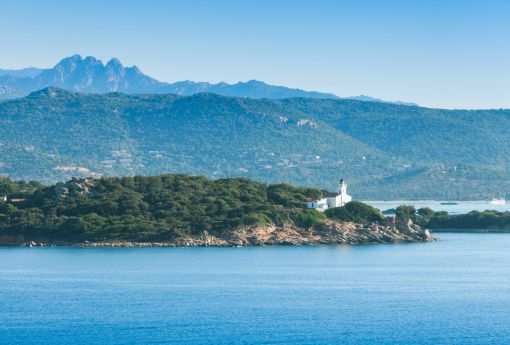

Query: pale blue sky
1,0,509,109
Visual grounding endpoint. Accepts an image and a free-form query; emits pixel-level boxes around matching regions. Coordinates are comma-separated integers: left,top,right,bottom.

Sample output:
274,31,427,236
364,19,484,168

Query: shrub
395,205,416,220
325,201,384,225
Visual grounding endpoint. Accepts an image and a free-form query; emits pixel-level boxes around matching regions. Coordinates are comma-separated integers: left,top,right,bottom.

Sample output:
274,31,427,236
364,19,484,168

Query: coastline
2,219,436,248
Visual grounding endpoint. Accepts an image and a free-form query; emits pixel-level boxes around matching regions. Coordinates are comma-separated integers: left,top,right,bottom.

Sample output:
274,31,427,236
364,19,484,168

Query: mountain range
0,55,416,105
0,87,509,199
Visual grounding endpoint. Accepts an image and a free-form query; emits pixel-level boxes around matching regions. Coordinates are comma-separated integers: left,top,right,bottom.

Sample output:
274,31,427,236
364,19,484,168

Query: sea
1,233,510,344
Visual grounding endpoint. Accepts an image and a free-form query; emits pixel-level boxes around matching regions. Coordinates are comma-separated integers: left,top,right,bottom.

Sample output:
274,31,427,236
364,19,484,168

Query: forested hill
1,88,510,199
0,175,326,243
0,174,435,247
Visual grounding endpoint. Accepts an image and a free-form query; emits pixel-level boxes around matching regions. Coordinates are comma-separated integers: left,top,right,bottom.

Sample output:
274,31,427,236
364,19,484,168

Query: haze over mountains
1,87,509,199
0,67,43,79
0,55,416,105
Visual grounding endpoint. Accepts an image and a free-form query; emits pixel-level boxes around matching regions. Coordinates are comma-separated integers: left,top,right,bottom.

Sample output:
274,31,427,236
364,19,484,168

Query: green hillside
0,174,326,242
1,88,509,199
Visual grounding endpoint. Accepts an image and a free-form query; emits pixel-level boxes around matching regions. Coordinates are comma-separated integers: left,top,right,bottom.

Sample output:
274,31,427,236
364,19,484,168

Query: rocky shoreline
9,218,436,248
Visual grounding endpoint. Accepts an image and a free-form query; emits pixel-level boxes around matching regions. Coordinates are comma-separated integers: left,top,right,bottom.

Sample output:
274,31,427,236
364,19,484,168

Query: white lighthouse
307,178,352,211
325,179,352,208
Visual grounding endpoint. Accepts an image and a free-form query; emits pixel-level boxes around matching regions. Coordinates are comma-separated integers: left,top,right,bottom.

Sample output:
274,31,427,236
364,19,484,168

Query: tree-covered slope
1,88,510,199
279,98,510,166
0,175,434,246
0,175,325,242
0,88,396,189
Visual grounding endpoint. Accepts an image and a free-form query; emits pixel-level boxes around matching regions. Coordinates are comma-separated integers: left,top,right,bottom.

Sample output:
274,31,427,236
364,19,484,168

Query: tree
325,201,384,225
395,205,416,220
417,207,434,218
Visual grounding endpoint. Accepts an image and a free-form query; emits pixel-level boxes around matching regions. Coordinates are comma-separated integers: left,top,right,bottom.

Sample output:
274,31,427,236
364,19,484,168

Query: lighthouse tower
339,179,347,195
337,178,352,207
325,178,352,208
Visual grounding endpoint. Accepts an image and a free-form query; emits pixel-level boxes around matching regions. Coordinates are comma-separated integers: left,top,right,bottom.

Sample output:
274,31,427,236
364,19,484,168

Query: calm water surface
1,233,510,344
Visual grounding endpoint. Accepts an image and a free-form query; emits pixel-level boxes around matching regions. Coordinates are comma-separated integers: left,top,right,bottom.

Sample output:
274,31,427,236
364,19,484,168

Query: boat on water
489,197,506,206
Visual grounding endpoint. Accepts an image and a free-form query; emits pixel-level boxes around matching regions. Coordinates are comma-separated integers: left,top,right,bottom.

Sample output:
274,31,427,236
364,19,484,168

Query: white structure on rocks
306,179,352,211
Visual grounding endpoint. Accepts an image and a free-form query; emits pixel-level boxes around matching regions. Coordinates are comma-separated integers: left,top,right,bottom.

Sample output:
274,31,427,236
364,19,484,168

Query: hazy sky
1,0,509,109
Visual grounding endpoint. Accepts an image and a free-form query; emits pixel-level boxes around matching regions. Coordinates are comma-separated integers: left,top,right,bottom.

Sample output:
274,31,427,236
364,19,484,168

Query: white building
307,179,352,211
306,197,328,211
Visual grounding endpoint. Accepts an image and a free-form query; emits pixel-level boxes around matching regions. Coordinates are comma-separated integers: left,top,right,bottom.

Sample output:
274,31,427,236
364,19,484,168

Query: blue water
1,234,510,345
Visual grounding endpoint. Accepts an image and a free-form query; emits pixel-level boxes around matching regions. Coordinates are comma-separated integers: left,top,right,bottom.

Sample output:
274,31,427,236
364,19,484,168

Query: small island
0,174,433,247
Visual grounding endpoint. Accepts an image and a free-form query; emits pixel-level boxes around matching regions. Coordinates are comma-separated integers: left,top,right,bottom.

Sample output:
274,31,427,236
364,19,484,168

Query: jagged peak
55,54,83,66
129,65,143,74
83,56,101,64
54,55,127,70
66,54,83,61
0,55,415,105
106,58,123,67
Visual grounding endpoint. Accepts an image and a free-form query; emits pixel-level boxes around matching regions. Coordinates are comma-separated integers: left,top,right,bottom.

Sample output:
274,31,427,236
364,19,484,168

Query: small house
306,197,328,211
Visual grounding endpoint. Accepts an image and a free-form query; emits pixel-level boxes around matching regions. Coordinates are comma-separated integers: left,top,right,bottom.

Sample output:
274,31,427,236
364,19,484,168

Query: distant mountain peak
16,55,161,94
245,79,265,85
0,55,417,105
106,58,122,67
55,55,110,70
55,54,84,67
64,54,83,61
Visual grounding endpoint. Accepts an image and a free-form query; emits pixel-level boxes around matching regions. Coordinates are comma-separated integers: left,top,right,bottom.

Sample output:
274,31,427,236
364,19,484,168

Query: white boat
489,197,506,206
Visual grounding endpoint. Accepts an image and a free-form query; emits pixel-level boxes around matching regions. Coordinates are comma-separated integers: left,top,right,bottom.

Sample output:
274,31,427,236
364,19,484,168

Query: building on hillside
0,195,6,203
307,179,352,211
305,197,328,211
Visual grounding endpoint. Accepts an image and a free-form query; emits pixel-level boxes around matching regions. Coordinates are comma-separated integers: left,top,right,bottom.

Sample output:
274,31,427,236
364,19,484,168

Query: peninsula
0,174,433,247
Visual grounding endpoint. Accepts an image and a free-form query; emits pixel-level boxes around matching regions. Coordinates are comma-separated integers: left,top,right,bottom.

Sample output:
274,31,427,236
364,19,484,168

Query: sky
1,0,509,109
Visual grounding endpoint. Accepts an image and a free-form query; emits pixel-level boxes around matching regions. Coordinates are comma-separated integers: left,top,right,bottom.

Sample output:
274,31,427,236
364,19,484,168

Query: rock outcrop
53,177,96,201
60,218,435,247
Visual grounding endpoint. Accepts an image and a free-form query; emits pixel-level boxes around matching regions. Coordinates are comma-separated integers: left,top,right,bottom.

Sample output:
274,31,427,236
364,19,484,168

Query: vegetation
325,201,384,225
0,174,398,243
395,205,416,221
0,174,332,243
392,204,510,230
426,210,510,230
0,176,42,196
0,88,394,196
393,205,450,227
2,88,510,199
